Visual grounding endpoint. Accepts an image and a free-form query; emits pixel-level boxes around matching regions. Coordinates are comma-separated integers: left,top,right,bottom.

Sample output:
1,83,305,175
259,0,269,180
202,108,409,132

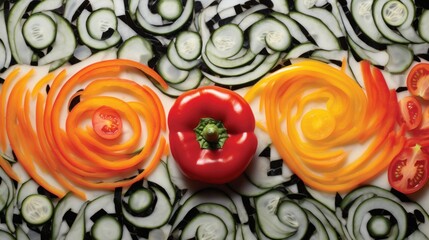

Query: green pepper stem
202,124,219,142
194,118,228,149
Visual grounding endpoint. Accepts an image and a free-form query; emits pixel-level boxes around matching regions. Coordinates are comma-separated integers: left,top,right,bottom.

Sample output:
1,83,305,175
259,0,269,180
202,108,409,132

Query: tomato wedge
398,96,422,130
407,63,429,100
92,106,123,140
388,144,429,194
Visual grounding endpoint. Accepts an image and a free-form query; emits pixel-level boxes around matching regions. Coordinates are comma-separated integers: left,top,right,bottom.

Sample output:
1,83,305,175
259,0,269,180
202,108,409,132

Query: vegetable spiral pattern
0,59,168,199
246,60,405,192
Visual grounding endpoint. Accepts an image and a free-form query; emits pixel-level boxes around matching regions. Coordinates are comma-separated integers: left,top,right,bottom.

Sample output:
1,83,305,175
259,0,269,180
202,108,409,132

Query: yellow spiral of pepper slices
245,60,405,192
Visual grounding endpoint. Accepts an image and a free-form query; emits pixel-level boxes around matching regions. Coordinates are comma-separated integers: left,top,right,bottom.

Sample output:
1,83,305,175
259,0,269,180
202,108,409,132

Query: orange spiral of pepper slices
0,59,168,199
245,60,405,192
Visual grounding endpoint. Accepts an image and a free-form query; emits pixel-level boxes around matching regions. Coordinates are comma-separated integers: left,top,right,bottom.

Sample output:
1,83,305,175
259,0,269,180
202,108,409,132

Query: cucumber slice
202,52,280,86
169,68,202,91
122,187,172,229
373,0,408,43
51,193,86,240
255,190,305,239
128,188,154,214
91,215,122,240
366,215,391,238
207,24,244,59
175,30,202,61
0,230,14,240
38,12,76,70
381,0,408,27
117,35,154,65
196,203,236,239
157,0,183,21
21,194,54,225
205,48,256,69
352,197,407,240
167,41,201,70
157,54,189,84
77,9,121,50
351,0,391,44
270,12,309,44
385,44,413,73
289,11,340,50
285,42,318,59
237,13,265,31
0,10,12,68
0,180,9,212
181,213,228,240
136,0,193,35
87,8,118,40
23,13,56,49
7,0,34,64
294,0,344,38
419,10,429,43
248,18,291,53
397,0,425,43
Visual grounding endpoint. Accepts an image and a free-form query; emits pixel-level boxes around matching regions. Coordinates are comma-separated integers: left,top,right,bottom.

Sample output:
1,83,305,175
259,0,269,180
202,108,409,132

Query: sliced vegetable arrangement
0,0,429,239
0,59,168,199
245,60,405,192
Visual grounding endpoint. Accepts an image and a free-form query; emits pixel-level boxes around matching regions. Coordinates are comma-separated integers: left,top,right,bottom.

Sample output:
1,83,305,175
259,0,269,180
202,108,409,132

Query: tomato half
388,144,429,194
92,106,123,140
407,63,429,100
398,96,422,130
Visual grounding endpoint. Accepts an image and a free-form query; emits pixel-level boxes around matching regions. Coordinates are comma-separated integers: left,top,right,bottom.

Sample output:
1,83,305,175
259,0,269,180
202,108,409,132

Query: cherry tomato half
388,144,429,194
92,106,123,140
407,63,429,100
398,96,422,130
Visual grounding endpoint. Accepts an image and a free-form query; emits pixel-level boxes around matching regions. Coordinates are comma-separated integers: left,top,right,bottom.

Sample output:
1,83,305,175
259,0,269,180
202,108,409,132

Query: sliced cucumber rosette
122,185,172,229
338,186,429,239
351,0,391,44
372,0,408,43
255,190,308,239
7,0,76,70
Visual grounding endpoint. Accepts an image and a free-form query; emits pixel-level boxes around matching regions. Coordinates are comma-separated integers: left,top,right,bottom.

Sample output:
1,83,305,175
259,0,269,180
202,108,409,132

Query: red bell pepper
168,86,258,184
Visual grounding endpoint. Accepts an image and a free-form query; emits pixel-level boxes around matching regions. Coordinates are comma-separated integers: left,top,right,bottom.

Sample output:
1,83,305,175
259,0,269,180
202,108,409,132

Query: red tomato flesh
92,106,123,140
407,63,429,100
388,144,429,194
398,96,422,130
